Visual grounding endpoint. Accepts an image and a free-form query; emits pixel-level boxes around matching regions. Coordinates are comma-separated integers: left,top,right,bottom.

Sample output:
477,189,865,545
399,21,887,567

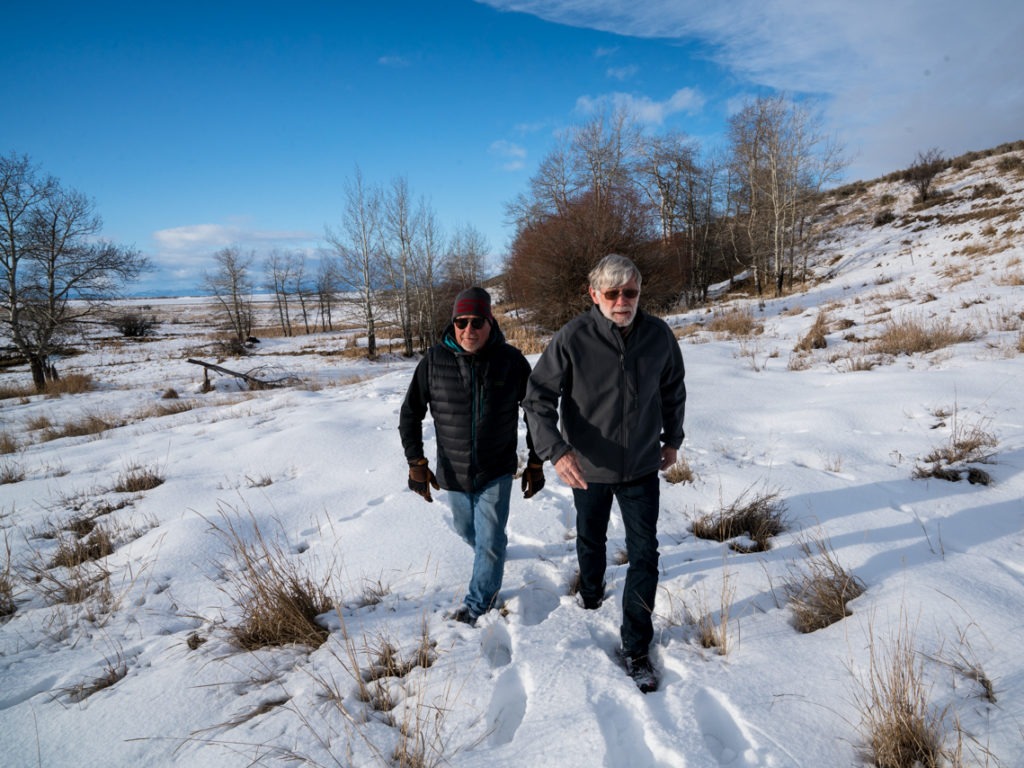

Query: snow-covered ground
2,152,1023,767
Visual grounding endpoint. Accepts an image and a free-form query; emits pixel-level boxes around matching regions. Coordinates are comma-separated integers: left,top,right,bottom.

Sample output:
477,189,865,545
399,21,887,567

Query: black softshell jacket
523,305,686,484
399,322,535,493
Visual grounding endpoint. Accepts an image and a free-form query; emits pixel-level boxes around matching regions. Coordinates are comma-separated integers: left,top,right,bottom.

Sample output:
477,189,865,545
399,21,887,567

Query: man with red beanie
399,287,544,625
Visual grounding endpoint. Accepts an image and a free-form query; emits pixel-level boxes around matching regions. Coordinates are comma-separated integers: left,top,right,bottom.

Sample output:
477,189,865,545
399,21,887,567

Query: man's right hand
554,451,588,490
408,458,440,502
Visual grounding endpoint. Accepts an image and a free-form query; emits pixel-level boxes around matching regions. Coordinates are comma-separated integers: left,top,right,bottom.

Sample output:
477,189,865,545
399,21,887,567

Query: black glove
408,458,439,502
521,462,545,499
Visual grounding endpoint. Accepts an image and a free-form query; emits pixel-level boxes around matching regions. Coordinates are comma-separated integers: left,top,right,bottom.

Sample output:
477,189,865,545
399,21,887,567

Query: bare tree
444,223,488,289
289,253,312,334
314,254,339,332
905,148,946,203
0,153,149,390
264,249,296,337
727,95,846,297
203,246,255,349
325,166,383,358
382,176,418,356
413,203,446,348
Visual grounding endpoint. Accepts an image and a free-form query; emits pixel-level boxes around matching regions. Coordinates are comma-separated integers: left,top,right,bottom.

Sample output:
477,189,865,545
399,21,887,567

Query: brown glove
521,462,545,499
408,458,439,502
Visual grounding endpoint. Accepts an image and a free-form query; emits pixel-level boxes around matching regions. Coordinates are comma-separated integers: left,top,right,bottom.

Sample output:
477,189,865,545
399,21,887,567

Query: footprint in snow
480,621,513,669
485,666,527,746
694,686,770,766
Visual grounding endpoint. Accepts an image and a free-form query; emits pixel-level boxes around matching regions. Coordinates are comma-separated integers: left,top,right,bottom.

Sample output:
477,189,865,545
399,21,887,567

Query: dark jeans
572,473,660,656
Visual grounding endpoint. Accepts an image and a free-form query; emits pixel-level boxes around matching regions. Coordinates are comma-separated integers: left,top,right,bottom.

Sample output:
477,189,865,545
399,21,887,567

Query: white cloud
476,0,1024,181
143,221,319,295
489,139,528,171
606,64,638,82
575,87,705,125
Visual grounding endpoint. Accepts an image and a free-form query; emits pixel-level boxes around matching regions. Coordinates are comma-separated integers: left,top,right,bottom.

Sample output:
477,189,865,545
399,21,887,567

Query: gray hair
588,254,642,291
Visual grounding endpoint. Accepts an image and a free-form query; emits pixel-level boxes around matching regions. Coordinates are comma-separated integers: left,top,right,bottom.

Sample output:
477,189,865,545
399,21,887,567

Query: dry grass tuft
44,373,95,396
706,306,764,338
49,525,116,569
40,411,125,442
856,616,948,768
0,460,26,484
693,567,736,655
662,455,695,484
0,431,17,455
1,534,16,620
210,508,334,650
691,486,788,552
358,576,392,608
914,411,998,482
787,536,865,633
113,460,165,493
501,321,547,355
64,653,129,702
794,311,829,352
870,314,980,356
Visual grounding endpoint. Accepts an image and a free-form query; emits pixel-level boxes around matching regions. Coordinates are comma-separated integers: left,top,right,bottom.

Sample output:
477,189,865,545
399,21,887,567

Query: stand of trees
1,153,149,390
211,94,852,354
323,167,488,358
505,95,847,329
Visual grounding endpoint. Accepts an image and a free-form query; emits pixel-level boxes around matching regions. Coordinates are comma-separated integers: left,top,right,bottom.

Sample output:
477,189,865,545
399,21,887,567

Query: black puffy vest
425,339,528,493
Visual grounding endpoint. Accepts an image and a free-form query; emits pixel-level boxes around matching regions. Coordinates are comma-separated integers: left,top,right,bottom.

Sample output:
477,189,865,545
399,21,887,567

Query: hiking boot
450,605,478,627
623,653,659,693
579,582,607,610
581,595,603,610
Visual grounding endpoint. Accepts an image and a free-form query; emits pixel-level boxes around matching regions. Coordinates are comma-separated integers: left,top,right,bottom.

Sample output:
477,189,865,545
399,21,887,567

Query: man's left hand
521,462,545,498
659,445,678,471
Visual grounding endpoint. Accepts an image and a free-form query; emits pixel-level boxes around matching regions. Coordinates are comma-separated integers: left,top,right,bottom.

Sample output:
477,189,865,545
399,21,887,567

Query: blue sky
4,1,1022,296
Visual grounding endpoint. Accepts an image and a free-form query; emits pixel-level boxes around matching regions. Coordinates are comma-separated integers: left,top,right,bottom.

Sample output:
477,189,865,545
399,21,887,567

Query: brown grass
40,411,126,442
64,653,129,702
856,616,948,768
995,270,1024,286
787,537,865,633
501,322,547,355
113,460,165,493
0,432,17,455
0,460,26,485
914,411,998,482
49,526,116,569
794,311,829,352
870,315,980,356
662,455,695,484
210,507,334,650
1,534,15,620
705,306,764,338
693,567,736,655
691,486,788,552
44,373,95,396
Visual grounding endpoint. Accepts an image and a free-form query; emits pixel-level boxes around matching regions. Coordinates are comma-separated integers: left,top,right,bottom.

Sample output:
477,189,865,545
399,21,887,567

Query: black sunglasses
600,288,639,301
454,316,487,330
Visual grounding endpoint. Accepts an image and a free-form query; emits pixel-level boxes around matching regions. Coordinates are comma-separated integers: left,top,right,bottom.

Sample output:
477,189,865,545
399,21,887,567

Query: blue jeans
448,475,513,617
572,473,660,656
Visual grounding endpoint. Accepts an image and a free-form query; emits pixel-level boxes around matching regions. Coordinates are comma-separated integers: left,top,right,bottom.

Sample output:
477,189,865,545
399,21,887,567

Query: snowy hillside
1,146,1023,767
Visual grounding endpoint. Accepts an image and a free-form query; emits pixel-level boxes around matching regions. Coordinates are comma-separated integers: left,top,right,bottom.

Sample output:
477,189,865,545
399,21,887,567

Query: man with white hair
523,255,686,692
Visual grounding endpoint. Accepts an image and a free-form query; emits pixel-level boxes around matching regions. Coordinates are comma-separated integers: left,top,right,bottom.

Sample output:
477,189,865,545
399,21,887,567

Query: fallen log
187,358,301,390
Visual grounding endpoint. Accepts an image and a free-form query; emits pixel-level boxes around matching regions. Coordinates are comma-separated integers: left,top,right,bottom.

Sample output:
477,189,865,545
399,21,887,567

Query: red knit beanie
452,287,493,321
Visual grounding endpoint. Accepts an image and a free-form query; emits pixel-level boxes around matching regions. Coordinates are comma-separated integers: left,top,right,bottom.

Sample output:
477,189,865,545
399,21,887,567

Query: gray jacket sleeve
522,331,572,464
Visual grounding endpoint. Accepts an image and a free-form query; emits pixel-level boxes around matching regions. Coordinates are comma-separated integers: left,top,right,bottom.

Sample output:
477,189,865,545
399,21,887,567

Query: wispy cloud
489,139,528,171
476,0,1024,180
575,87,704,125
144,221,319,294
377,54,410,67
606,64,638,82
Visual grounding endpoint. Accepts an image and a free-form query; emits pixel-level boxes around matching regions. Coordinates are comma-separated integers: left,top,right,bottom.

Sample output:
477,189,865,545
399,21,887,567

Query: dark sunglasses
600,288,639,301
454,316,487,330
